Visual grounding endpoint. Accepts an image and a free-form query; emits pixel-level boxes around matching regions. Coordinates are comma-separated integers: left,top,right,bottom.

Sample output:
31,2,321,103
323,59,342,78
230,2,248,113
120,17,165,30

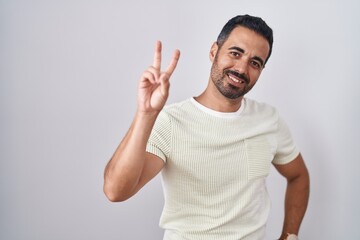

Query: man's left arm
273,153,310,240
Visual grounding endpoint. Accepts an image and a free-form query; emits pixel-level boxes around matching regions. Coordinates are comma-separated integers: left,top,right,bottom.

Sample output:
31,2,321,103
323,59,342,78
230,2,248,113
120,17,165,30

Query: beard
210,60,254,99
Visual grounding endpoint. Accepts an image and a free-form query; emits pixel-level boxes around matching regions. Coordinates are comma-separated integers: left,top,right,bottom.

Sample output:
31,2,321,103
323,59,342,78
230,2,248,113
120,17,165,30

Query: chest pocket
244,137,273,181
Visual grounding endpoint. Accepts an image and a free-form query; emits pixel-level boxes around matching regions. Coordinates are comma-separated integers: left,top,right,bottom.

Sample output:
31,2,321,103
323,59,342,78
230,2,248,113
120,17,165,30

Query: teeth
228,75,244,84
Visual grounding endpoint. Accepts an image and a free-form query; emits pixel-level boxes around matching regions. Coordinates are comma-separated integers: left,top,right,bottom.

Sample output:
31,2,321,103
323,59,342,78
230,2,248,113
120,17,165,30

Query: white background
1,0,359,239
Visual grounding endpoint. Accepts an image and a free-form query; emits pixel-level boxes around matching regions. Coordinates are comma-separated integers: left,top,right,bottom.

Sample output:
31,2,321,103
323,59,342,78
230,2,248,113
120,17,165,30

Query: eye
250,60,261,69
230,51,240,57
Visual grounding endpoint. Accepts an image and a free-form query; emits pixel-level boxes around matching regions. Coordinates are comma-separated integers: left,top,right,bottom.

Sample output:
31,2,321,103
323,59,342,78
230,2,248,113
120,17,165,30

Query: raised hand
137,41,180,114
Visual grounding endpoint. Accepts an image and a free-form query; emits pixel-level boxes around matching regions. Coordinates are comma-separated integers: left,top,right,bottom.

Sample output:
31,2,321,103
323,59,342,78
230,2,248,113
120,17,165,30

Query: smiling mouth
227,74,246,84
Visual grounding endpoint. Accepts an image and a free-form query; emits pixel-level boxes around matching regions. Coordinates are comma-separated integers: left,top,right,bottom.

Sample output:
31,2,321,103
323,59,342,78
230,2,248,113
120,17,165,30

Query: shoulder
243,98,279,118
152,99,194,127
162,98,195,118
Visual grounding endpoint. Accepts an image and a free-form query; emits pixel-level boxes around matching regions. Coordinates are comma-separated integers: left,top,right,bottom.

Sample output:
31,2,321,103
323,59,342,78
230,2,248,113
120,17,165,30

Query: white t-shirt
146,98,299,240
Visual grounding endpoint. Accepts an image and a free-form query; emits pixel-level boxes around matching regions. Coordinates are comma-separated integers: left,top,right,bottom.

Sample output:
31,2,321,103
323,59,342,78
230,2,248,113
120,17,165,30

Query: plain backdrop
1,0,359,239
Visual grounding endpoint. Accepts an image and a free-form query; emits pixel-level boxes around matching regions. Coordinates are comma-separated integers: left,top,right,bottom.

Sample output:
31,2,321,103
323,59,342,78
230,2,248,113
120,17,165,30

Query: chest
166,122,275,185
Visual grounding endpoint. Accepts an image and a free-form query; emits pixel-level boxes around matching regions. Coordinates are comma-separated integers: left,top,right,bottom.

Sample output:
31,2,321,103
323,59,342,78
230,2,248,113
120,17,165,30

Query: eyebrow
228,46,265,67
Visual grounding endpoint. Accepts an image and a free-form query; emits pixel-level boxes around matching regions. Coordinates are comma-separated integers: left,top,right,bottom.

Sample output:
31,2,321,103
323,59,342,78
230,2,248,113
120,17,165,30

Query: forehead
223,26,270,59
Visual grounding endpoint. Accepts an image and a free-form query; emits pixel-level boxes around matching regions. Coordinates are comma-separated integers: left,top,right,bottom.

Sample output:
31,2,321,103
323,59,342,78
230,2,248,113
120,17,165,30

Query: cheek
215,58,234,70
249,71,261,83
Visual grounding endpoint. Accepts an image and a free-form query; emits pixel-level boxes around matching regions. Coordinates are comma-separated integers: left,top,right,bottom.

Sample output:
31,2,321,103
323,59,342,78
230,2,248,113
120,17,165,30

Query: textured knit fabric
146,98,299,240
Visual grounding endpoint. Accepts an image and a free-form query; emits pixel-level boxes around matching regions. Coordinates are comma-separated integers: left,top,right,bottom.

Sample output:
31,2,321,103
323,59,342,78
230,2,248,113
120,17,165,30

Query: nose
234,58,249,74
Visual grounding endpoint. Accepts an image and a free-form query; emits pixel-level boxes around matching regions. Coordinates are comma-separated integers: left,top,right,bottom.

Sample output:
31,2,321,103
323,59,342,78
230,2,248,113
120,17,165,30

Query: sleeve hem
146,144,167,163
272,149,300,165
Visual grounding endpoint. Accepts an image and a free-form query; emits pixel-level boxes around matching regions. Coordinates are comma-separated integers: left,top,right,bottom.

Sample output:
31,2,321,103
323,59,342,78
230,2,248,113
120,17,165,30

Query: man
104,15,310,240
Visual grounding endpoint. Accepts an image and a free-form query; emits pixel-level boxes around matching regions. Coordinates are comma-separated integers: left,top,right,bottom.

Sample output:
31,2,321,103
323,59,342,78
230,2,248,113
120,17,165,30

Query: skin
104,27,310,239
103,41,177,201
275,154,310,239
196,26,269,112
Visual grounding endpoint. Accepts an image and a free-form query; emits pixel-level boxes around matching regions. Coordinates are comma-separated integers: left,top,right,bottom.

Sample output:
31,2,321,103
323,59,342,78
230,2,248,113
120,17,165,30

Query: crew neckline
190,97,245,118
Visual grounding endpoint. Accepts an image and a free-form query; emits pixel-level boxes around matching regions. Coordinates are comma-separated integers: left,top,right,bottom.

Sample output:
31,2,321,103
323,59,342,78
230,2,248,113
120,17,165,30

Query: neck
195,81,243,113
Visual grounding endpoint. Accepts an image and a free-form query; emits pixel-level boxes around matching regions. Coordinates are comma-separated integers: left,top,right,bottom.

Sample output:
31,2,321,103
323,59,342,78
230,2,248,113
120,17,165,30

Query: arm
103,41,180,202
273,153,310,240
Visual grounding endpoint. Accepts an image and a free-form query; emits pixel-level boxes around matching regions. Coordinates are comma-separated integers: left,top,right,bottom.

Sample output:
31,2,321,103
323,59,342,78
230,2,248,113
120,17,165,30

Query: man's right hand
104,41,179,202
137,41,180,114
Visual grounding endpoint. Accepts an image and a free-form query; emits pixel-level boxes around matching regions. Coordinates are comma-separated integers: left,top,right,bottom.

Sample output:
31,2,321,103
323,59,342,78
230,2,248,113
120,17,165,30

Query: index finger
152,40,162,70
165,49,181,76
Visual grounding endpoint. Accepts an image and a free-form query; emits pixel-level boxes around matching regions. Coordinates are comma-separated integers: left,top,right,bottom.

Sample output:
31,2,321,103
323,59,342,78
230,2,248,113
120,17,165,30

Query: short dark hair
217,15,273,65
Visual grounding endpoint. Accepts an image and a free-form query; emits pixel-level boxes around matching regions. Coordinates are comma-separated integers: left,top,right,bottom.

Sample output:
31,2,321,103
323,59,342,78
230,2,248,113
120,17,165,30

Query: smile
228,74,245,84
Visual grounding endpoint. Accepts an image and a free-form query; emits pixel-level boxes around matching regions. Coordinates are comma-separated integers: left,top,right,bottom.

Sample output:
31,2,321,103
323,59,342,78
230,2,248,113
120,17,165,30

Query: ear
209,42,219,63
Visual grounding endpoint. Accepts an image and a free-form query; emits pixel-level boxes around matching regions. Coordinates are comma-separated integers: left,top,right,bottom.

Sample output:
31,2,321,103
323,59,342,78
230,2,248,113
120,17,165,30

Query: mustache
224,70,249,84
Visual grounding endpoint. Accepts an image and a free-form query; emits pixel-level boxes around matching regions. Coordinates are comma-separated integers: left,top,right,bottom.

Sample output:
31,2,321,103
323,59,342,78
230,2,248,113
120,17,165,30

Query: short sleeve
146,110,172,163
272,117,299,165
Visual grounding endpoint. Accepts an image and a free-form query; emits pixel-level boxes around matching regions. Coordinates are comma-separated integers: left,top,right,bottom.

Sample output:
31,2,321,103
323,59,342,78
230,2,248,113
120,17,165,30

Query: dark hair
217,14,273,65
